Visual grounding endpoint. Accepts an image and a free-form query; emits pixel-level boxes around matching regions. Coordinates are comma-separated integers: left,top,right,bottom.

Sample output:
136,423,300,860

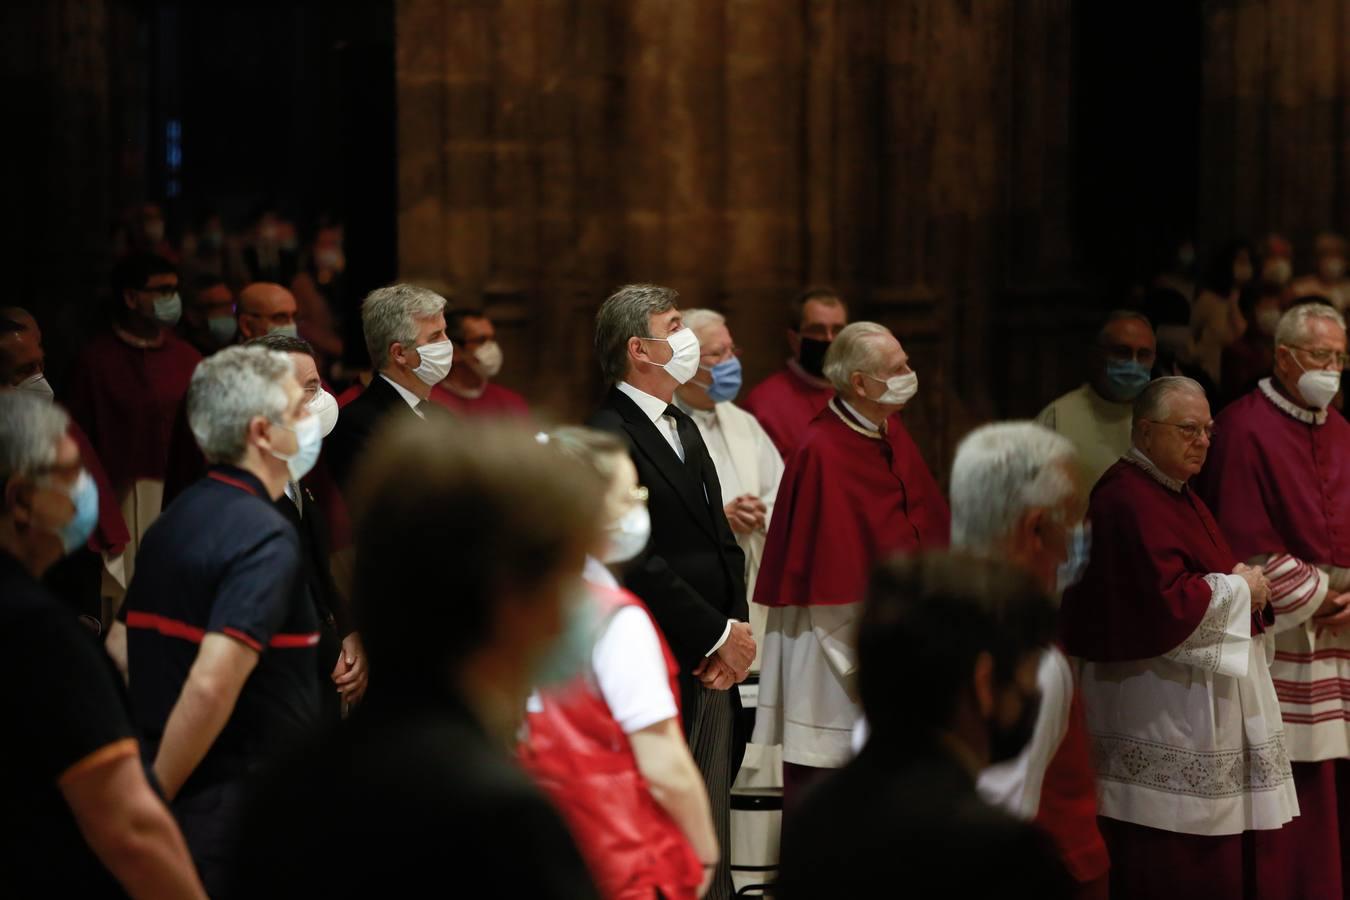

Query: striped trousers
688,685,735,900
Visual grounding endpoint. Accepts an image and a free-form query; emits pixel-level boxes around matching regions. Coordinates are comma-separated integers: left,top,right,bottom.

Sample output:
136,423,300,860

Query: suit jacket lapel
608,389,718,539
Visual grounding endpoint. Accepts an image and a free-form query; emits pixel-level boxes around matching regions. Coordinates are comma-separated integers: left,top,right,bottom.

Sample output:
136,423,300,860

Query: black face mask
798,336,831,378
988,684,1042,765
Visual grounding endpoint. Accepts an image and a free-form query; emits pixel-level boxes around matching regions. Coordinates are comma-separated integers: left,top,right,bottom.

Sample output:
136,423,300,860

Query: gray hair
1097,309,1153,344
822,322,894,393
188,346,294,464
362,283,448,371
950,422,1077,552
682,308,726,337
1133,376,1205,427
0,392,70,486
594,284,679,384
1275,302,1346,349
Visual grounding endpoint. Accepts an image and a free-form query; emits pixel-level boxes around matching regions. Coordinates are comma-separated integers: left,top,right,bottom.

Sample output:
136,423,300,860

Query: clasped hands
692,621,756,691
1233,563,1271,613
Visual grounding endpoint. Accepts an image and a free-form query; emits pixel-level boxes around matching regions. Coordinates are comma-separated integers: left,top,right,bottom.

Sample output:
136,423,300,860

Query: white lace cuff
1162,573,1250,677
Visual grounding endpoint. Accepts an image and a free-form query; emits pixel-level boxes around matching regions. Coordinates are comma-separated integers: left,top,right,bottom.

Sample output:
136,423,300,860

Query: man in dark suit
776,552,1071,899
588,283,753,900
326,284,454,491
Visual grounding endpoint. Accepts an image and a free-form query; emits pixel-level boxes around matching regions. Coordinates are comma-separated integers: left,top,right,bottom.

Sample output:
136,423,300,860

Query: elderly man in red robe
1195,301,1350,898
752,321,950,812
742,287,847,458
64,254,199,589
1062,376,1296,899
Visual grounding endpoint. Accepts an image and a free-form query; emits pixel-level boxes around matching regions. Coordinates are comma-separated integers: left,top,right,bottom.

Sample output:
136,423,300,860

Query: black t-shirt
122,466,320,793
234,687,601,899
1,551,137,898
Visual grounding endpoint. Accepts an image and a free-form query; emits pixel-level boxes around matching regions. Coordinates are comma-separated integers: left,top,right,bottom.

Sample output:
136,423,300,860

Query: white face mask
16,373,55,403
1294,358,1342,409
1264,258,1292,286
307,388,340,437
603,503,651,564
410,338,454,386
473,340,504,379
866,371,919,406
645,327,700,384
1322,257,1347,282
271,414,324,482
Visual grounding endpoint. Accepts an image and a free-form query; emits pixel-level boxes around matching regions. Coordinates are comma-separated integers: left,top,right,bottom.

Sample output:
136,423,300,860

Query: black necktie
665,404,704,474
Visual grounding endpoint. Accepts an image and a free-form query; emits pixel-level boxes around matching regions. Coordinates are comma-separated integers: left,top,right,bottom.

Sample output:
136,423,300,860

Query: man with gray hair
1196,301,1350,895
952,422,1110,896
114,345,323,897
0,392,207,898
1037,310,1156,488
326,282,452,489
1061,376,1294,897
754,321,949,812
588,284,751,900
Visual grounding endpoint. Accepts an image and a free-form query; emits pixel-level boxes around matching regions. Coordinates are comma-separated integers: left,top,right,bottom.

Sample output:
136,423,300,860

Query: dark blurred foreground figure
0,393,206,898
235,419,602,899
776,552,1070,900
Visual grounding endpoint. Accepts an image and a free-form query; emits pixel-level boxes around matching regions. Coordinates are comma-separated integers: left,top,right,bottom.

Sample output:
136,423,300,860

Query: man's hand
697,656,739,691
1314,591,1350,636
1234,564,1271,613
716,621,756,676
331,632,369,705
723,495,767,535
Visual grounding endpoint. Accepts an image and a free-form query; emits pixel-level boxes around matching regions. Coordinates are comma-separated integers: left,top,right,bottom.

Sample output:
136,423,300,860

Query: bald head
0,307,43,386
237,282,298,340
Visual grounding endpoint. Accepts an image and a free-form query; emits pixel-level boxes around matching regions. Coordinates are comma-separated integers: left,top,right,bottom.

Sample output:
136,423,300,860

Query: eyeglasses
1286,345,1350,369
1145,420,1215,442
700,346,741,362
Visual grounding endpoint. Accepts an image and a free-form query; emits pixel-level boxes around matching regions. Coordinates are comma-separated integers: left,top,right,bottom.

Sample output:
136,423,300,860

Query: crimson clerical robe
429,382,529,417
742,363,834,459
1062,452,1296,848
63,327,200,583
752,397,949,767
1195,379,1350,900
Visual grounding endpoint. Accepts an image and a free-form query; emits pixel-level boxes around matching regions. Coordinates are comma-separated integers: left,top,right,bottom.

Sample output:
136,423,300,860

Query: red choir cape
429,382,529,417
67,420,130,555
63,329,201,496
754,398,949,608
1194,384,1350,568
742,365,834,458
1061,459,1265,662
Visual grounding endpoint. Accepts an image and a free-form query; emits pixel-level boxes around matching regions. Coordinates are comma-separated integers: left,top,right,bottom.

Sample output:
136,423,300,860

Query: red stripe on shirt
1275,649,1350,664
1280,709,1350,725
127,611,317,650
207,471,260,496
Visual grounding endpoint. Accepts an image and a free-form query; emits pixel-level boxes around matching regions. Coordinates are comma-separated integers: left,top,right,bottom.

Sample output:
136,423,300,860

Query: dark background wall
2,0,1343,473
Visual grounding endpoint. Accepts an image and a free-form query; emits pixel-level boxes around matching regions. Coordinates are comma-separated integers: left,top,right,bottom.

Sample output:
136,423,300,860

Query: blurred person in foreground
520,426,718,899
776,552,1070,899
235,419,603,898
0,392,206,899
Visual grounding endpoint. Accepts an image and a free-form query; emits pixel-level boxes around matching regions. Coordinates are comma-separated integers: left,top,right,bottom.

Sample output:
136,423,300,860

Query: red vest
518,586,702,900
1035,681,1110,884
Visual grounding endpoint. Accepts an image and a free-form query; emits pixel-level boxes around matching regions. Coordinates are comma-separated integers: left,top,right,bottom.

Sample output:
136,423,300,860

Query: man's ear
247,416,273,454
972,651,995,718
122,288,139,311
787,329,801,354
628,335,648,366
4,477,34,526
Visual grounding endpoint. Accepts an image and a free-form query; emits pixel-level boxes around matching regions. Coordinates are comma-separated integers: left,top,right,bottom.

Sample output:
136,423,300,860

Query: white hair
188,346,294,464
0,392,70,485
362,283,448,371
1275,302,1346,349
950,422,1077,552
681,308,726,337
822,322,894,393
1132,375,1205,428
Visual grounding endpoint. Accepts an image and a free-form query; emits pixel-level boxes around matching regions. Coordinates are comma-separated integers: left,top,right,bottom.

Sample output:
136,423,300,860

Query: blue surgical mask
153,292,183,326
1103,360,1151,401
271,414,323,482
1056,521,1091,594
701,357,743,403
269,322,299,339
51,470,100,555
208,315,238,346
532,582,602,687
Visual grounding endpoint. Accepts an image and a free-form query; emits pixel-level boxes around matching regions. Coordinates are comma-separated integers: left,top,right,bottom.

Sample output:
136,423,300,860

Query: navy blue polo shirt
122,466,320,794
